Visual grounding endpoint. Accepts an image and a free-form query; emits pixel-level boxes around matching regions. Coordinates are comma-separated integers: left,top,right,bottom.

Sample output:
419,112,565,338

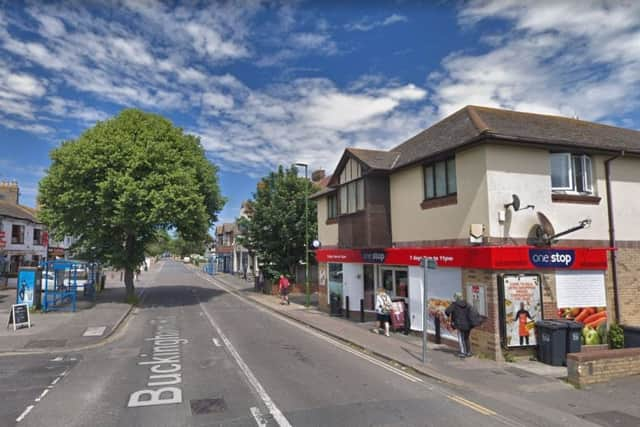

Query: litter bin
558,320,583,355
330,293,342,316
536,320,567,366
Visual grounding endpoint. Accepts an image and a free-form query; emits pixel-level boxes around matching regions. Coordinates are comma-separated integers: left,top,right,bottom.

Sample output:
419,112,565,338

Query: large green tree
244,166,317,280
39,109,224,300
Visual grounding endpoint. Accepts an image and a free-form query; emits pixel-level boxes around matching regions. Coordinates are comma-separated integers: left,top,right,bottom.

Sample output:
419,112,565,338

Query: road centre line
200,271,524,427
212,338,222,347
16,405,34,423
250,406,268,427
35,389,49,402
196,294,292,427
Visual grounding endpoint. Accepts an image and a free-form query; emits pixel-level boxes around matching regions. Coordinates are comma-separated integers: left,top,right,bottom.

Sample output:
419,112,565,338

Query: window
550,153,593,194
33,229,42,245
327,194,338,219
11,225,24,244
339,179,365,214
424,157,457,200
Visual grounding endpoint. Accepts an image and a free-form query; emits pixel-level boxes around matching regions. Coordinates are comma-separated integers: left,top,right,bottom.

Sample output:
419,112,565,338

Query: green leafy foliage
608,324,624,349
39,109,224,298
242,166,317,280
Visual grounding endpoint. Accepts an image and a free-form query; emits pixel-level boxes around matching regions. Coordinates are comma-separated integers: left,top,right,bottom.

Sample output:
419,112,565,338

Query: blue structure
41,260,97,312
203,255,216,275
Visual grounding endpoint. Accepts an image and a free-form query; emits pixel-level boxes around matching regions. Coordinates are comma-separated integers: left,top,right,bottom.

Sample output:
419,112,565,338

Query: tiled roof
0,200,41,223
346,148,400,171
392,105,640,168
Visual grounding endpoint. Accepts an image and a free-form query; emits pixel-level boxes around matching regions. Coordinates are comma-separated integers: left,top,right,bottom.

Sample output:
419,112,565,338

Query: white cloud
345,13,408,32
431,0,640,122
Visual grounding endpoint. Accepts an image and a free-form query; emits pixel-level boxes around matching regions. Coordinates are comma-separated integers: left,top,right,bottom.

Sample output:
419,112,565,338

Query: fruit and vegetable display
557,306,608,345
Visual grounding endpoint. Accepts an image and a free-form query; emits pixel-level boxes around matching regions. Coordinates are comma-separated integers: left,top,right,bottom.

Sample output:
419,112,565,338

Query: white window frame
550,152,594,194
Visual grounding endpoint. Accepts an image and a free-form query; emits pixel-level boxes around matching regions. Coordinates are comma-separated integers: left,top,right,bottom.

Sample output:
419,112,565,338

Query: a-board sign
8,303,31,331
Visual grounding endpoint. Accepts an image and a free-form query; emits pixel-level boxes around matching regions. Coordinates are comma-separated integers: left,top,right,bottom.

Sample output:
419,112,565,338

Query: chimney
311,169,326,182
0,181,19,204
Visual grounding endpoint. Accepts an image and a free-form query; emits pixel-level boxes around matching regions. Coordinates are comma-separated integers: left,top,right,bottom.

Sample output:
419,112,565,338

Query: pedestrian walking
375,287,393,336
445,292,473,358
279,274,290,305
257,271,265,293
514,302,534,346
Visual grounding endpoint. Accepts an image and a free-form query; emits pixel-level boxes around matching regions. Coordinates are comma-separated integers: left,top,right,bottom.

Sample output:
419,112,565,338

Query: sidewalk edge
0,288,144,357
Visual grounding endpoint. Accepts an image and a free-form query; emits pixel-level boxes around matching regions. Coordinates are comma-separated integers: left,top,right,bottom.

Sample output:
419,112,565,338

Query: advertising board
500,275,542,348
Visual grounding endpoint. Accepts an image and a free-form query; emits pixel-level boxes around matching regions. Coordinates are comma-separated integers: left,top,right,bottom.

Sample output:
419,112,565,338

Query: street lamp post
295,162,310,307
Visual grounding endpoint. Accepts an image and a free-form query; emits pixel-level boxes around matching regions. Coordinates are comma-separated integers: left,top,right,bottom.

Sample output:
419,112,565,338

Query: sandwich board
8,303,31,331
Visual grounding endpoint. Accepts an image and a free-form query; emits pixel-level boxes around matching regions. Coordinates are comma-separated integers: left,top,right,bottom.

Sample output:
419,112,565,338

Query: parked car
41,269,89,291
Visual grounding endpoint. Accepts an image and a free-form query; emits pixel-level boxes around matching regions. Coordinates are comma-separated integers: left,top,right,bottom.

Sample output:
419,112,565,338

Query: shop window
11,224,24,244
424,157,456,200
550,153,593,194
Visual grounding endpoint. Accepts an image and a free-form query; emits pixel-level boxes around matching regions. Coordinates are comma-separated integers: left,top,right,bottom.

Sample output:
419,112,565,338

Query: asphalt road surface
0,261,598,427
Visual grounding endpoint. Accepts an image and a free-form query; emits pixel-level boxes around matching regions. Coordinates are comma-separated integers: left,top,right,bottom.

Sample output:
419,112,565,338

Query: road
0,261,586,426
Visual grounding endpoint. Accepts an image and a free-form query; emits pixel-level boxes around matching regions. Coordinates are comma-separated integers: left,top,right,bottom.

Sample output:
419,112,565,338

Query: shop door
328,263,343,307
380,267,408,299
363,264,375,310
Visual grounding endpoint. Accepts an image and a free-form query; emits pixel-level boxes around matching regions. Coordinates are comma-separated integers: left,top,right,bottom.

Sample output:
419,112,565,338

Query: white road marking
212,338,221,347
200,272,524,427
198,298,292,427
51,356,63,362
16,405,34,423
83,326,107,336
250,407,268,427
35,389,49,402
51,377,61,385
204,274,423,383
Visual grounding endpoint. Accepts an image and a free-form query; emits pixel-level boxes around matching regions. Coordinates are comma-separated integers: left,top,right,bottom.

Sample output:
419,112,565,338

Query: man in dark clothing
445,292,473,358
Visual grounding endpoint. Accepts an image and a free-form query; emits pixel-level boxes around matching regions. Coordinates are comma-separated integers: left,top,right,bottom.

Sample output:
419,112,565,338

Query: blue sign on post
529,249,575,268
16,268,36,308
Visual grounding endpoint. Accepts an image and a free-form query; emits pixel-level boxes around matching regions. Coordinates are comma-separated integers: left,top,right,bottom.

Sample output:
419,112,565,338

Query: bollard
435,314,442,344
345,296,350,319
360,299,365,323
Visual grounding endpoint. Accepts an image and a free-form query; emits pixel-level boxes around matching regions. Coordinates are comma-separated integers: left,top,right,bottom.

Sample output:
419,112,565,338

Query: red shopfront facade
316,245,611,359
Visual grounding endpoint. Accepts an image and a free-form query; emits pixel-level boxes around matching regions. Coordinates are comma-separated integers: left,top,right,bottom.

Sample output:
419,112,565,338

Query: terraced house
311,105,640,360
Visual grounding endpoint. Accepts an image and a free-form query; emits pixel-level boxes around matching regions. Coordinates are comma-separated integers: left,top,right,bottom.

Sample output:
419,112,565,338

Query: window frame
33,228,42,246
338,178,365,215
550,152,594,195
327,193,338,219
11,224,24,245
423,156,457,201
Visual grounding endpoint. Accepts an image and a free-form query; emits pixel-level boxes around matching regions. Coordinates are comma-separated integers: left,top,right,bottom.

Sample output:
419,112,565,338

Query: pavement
0,264,157,354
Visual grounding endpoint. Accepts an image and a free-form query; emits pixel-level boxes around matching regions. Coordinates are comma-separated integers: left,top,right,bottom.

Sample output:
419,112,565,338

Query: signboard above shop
316,246,609,270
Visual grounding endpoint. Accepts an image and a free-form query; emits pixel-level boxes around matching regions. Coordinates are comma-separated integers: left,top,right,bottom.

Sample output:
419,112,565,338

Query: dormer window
550,153,593,194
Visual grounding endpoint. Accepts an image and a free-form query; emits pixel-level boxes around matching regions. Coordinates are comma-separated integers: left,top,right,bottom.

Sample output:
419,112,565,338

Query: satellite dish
531,212,556,246
504,194,520,211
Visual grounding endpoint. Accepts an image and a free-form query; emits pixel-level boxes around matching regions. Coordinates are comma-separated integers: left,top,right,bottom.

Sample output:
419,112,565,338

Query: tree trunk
124,267,135,301
124,232,136,301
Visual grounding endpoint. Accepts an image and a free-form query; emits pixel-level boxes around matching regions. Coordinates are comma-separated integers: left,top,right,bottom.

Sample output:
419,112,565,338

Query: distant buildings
0,181,47,274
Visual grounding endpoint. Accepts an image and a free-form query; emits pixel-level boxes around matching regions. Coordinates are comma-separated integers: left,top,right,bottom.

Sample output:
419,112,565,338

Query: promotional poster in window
555,271,608,346
501,275,542,348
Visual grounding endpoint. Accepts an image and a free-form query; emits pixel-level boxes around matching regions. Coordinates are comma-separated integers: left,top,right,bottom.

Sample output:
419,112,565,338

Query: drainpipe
605,152,624,324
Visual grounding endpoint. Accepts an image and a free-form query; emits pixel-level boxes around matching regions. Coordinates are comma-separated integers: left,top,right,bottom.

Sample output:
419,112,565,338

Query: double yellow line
447,394,497,416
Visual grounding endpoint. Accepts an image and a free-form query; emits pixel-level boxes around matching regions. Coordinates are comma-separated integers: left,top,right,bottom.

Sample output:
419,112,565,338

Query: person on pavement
279,274,290,305
445,292,473,358
375,287,393,337
514,302,534,346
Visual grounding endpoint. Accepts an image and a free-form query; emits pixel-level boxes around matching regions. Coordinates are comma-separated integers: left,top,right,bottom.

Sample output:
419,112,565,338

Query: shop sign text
529,249,575,268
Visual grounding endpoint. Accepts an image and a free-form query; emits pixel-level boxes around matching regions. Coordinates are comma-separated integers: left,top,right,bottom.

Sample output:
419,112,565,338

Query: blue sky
1,1,640,228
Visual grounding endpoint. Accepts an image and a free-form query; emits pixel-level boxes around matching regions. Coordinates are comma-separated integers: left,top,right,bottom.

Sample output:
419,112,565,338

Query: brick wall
612,247,640,326
567,348,640,387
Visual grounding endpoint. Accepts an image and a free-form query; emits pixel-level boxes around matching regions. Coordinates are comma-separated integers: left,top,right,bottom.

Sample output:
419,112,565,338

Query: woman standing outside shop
375,287,393,336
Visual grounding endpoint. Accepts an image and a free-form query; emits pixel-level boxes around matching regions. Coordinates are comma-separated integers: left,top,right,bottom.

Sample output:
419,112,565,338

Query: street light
295,162,310,307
